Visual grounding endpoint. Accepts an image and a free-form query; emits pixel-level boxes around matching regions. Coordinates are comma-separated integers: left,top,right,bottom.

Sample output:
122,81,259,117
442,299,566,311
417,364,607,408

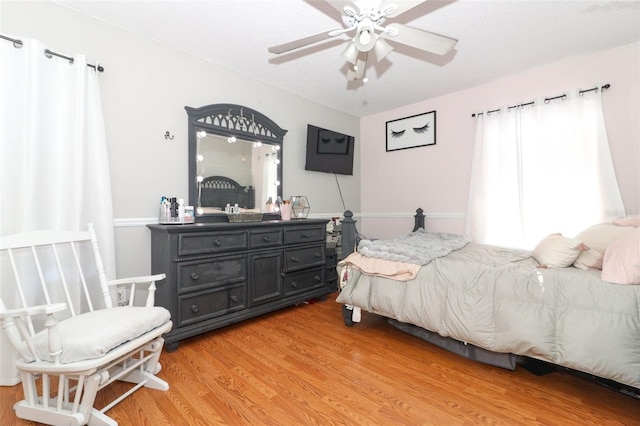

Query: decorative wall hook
164,131,175,140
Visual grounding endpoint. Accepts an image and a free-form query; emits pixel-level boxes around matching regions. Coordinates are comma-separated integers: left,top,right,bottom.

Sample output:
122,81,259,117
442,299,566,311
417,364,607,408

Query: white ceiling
53,0,640,117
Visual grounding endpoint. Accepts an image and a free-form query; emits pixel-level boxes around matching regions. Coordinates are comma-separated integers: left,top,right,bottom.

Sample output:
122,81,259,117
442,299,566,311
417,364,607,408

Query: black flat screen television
305,124,355,175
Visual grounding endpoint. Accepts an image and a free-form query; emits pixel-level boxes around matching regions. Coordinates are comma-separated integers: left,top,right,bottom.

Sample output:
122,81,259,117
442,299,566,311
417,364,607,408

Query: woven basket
227,212,263,223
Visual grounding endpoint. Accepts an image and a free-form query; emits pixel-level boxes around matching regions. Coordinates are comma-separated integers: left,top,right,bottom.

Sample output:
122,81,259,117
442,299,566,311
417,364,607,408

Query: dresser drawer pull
302,232,310,239
291,281,298,288
263,235,271,242
213,239,222,246
314,275,321,282
190,304,199,313
291,256,299,263
230,295,239,303
314,252,322,258
190,272,199,280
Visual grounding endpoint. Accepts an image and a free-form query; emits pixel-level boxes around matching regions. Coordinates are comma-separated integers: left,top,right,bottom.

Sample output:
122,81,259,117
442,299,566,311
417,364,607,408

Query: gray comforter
336,243,640,389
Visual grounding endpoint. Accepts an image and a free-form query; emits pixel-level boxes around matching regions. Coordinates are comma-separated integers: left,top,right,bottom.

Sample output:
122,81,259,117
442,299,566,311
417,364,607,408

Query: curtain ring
0,34,23,48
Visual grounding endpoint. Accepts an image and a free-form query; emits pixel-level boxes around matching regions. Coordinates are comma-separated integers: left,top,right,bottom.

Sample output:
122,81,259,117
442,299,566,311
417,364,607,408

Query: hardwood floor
2,291,639,425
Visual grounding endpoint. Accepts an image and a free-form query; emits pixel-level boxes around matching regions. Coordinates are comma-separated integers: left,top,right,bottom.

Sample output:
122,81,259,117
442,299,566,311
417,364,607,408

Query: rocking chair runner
0,223,172,426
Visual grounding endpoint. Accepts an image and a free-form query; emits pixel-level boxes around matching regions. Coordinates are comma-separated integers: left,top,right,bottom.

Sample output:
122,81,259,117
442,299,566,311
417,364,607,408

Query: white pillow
532,233,583,268
573,223,634,270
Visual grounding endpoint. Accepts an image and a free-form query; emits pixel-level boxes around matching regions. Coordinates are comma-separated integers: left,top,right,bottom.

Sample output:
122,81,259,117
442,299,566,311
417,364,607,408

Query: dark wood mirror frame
186,103,287,222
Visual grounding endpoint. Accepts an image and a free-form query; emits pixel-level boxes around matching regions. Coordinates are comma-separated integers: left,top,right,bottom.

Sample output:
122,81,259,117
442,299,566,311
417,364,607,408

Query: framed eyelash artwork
385,110,436,152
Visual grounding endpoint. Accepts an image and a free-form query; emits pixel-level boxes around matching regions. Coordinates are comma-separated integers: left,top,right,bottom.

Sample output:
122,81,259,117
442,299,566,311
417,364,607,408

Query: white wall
360,42,640,241
2,1,361,277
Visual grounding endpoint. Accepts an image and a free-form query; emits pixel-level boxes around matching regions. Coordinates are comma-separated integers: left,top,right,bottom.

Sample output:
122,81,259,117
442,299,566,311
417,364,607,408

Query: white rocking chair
0,223,172,426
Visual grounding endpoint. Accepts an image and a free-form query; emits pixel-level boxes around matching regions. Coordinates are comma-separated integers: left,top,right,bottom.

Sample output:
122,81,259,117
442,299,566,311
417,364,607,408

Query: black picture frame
386,110,436,152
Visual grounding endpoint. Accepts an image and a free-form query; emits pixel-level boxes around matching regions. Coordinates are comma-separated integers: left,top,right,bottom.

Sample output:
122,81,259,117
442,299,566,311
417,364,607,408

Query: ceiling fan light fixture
353,19,377,52
341,41,359,65
359,29,372,45
373,38,393,61
354,28,377,51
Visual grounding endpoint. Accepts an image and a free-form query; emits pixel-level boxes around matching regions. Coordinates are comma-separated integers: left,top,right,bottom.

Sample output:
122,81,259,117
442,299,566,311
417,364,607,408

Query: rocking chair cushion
20,306,171,364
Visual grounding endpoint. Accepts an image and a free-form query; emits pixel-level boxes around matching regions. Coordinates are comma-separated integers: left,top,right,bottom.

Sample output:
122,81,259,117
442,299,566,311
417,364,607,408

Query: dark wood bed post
413,208,425,231
340,210,356,326
340,210,357,260
339,208,423,327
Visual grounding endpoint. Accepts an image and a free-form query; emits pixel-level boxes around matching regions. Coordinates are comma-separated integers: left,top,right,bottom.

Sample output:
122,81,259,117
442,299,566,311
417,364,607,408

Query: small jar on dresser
147,219,332,351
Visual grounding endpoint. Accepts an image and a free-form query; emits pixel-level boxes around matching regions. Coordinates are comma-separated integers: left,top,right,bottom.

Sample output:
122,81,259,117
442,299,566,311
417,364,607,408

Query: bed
200,175,255,209
336,209,640,391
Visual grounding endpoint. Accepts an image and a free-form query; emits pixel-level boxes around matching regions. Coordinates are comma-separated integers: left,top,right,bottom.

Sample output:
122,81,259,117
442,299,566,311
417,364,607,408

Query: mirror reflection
186,103,287,222
196,133,281,215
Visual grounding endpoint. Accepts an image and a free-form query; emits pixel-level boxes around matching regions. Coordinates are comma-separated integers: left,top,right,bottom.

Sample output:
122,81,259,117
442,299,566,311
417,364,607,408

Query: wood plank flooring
2,291,639,425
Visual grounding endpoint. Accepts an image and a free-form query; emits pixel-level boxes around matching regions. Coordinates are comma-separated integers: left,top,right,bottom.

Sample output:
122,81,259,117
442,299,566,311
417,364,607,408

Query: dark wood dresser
147,219,332,351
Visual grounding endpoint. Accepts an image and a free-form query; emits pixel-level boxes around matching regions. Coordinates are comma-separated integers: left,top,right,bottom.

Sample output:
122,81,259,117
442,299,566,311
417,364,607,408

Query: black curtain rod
1,34,104,72
471,84,610,117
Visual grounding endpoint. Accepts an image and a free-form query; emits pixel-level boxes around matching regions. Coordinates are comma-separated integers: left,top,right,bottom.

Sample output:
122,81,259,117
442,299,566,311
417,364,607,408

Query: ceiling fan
267,0,458,82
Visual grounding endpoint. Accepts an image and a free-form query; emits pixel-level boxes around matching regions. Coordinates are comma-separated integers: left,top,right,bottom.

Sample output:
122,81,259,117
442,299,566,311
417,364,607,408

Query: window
465,89,624,249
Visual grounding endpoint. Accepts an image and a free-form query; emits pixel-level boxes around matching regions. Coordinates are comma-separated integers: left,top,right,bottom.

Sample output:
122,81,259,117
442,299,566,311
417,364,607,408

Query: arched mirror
186,104,287,222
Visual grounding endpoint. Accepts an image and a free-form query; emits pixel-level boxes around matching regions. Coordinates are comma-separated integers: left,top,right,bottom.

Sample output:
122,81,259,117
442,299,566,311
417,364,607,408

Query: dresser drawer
284,244,325,272
177,255,247,294
178,231,248,256
178,285,246,327
284,268,325,296
284,225,325,245
249,228,283,249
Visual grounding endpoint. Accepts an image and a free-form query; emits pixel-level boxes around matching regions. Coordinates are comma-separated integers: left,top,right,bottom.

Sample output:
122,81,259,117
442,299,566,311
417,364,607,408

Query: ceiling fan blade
379,0,427,18
268,29,342,54
325,0,357,14
382,22,457,55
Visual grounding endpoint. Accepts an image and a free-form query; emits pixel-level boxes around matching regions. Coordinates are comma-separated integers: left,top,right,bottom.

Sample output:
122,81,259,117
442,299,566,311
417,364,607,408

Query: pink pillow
613,216,640,227
601,228,640,285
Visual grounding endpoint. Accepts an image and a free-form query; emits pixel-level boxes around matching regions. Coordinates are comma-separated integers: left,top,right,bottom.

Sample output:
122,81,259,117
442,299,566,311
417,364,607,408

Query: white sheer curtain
0,37,115,385
465,89,625,249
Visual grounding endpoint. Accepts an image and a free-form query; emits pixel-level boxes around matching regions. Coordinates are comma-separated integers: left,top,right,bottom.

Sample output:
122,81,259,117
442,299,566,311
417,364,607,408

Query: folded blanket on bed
339,252,421,281
358,228,470,265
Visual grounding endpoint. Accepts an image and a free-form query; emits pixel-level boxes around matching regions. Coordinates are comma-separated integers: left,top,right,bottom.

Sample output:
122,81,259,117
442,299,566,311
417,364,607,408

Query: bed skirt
387,319,517,370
